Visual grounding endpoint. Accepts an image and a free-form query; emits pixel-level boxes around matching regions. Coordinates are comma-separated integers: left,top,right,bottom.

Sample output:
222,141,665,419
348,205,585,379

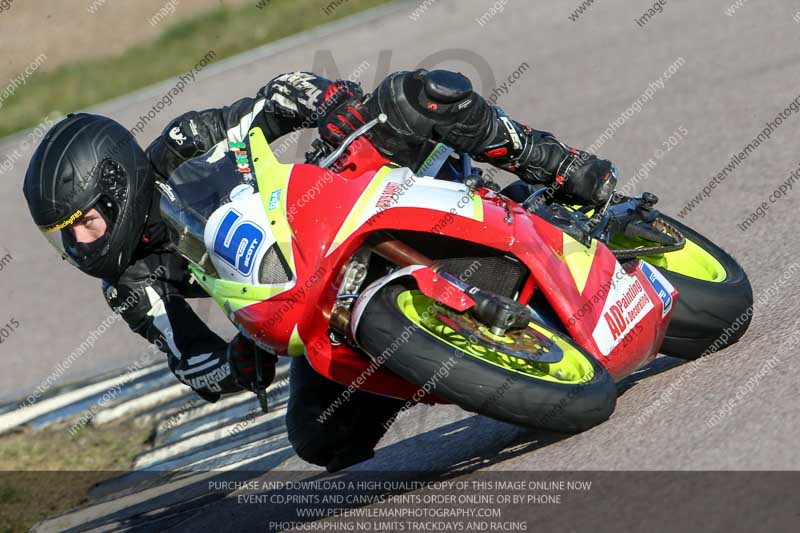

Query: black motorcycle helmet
23,113,154,280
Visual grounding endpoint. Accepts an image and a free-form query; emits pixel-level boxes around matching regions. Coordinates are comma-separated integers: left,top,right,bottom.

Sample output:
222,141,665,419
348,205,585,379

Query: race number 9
213,209,264,275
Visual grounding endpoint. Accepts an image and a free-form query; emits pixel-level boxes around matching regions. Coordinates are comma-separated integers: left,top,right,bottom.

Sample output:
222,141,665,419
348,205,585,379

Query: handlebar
523,188,685,257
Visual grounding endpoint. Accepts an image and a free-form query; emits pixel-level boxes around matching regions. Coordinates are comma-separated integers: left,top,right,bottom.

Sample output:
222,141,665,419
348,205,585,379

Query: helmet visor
39,208,87,267
38,202,114,268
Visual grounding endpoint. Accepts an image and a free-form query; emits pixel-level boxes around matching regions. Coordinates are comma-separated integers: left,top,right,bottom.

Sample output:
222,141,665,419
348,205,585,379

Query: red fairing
232,141,676,400
332,137,390,179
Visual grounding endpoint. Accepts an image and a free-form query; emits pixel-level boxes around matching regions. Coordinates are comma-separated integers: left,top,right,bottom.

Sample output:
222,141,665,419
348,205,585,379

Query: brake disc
434,306,564,364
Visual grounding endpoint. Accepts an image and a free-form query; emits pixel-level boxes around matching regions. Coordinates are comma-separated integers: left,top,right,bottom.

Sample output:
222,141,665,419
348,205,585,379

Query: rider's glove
555,149,618,205
319,80,370,146
227,333,277,393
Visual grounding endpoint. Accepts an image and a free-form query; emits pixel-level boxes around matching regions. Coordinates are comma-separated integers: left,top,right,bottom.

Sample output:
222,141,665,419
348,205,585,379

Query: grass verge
0,420,152,532
0,0,391,138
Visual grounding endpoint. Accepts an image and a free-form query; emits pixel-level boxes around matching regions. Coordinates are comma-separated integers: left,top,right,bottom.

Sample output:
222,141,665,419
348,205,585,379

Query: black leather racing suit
101,70,606,468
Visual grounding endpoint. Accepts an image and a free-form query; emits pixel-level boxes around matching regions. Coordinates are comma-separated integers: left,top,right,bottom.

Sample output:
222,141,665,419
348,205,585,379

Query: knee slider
287,426,335,467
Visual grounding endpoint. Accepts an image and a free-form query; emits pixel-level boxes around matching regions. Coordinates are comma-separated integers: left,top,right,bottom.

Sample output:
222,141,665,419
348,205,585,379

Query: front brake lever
319,113,388,169
594,191,619,220
254,348,278,414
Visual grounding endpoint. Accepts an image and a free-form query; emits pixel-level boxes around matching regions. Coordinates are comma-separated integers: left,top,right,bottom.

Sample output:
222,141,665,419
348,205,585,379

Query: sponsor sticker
155,180,177,202
640,261,674,318
212,209,264,276
169,126,187,146
234,151,251,173
268,189,281,211
227,142,254,181
592,263,654,355
375,181,401,209
44,209,83,232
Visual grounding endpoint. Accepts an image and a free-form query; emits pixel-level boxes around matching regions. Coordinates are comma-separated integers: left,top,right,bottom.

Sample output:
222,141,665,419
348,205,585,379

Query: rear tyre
355,279,617,432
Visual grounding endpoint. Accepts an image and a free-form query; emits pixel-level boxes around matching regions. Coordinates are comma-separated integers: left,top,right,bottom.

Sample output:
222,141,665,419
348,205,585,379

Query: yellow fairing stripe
563,234,598,295
327,166,392,256
249,127,296,276
471,193,484,222
288,325,306,356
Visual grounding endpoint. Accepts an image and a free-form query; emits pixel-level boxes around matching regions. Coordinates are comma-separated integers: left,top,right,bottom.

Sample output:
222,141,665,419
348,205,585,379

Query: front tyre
633,215,753,359
355,280,617,432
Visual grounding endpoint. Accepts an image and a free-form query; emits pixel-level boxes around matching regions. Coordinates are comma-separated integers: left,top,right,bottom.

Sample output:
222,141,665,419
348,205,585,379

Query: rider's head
23,113,154,280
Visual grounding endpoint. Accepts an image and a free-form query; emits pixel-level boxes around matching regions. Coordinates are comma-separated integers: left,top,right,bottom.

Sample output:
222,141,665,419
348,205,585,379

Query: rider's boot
367,68,617,206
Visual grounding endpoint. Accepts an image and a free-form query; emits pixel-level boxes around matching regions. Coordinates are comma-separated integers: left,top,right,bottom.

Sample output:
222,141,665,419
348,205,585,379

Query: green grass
0,420,153,533
0,0,391,138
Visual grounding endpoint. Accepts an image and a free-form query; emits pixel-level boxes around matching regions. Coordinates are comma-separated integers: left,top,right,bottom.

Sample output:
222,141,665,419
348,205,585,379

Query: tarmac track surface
2,0,799,530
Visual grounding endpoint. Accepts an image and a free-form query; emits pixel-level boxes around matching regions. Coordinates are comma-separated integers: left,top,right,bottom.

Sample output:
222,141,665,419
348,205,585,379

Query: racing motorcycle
159,114,752,432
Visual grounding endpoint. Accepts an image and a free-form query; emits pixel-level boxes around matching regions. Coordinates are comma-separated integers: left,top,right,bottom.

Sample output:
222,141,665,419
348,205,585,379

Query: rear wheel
610,214,753,359
355,280,617,432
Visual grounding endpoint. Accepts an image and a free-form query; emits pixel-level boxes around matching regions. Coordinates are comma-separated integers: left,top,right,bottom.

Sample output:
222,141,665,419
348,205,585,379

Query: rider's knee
286,417,335,467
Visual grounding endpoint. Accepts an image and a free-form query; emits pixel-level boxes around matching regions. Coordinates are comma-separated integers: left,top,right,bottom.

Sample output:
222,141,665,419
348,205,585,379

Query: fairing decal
640,260,675,318
326,167,485,257
203,192,275,286
563,234,598,295
591,261,655,356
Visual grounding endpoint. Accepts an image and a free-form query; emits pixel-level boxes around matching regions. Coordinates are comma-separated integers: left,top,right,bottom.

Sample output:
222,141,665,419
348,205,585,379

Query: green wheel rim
610,235,728,283
396,290,595,384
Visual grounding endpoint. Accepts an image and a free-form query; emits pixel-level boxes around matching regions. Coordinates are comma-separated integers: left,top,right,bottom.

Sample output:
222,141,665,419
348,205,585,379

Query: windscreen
159,143,256,274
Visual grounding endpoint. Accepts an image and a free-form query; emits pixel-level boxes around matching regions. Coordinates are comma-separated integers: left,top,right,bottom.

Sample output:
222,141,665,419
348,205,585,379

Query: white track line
133,407,286,470
93,383,189,425
0,363,167,434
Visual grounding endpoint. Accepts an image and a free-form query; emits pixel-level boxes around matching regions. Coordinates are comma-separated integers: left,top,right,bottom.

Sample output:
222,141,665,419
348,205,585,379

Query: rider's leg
285,355,405,471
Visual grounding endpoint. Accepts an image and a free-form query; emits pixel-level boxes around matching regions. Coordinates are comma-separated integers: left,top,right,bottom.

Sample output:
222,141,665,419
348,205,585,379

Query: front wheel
355,280,617,432
612,214,753,359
